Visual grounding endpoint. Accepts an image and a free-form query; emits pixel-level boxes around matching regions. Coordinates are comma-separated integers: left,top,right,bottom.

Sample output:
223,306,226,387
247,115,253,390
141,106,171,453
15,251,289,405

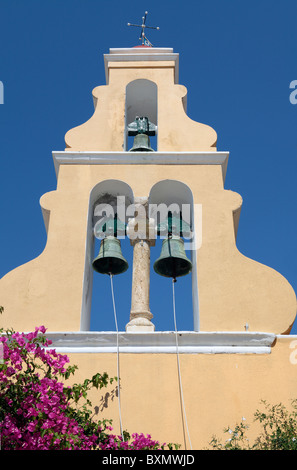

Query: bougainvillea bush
0,324,178,450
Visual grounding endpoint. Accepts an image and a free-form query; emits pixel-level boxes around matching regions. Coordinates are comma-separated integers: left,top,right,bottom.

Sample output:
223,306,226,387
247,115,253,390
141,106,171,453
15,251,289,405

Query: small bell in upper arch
129,132,154,152
127,116,156,152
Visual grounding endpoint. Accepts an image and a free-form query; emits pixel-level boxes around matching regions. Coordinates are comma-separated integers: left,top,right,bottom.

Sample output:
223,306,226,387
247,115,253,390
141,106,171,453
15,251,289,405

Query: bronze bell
153,236,192,279
153,211,192,278
127,116,156,152
92,214,128,275
92,236,129,276
129,132,154,152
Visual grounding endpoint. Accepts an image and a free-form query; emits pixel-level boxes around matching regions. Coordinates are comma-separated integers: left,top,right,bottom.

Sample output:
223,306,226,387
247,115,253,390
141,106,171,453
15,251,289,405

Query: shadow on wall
95,386,119,414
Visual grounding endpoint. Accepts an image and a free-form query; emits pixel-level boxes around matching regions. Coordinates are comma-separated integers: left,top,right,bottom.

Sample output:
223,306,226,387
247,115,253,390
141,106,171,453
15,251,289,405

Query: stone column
126,198,155,332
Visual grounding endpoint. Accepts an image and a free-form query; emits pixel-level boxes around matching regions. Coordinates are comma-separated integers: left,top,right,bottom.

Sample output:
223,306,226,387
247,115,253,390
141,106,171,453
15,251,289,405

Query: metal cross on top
127,11,159,47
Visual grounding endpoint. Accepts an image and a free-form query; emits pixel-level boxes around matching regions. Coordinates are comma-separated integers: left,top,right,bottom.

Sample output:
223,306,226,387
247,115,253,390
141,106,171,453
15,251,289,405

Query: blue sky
0,0,296,333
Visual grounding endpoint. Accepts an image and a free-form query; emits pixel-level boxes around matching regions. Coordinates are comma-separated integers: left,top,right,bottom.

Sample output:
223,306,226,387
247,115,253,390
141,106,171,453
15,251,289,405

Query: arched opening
81,179,199,333
148,180,199,331
125,79,158,151
81,180,134,331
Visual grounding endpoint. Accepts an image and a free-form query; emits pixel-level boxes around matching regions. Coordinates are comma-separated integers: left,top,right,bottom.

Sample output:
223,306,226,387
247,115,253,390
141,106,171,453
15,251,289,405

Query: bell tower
1,45,295,335
1,39,297,449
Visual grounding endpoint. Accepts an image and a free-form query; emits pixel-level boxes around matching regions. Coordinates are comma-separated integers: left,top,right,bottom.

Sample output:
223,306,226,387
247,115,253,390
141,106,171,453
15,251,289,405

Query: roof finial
127,11,159,47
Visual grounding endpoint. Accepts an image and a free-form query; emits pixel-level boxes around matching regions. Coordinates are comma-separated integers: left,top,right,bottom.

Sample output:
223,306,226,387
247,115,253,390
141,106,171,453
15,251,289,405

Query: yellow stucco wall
59,336,297,450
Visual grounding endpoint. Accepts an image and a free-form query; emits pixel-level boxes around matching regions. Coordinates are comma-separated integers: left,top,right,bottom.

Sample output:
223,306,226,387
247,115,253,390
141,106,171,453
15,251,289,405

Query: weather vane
127,11,159,47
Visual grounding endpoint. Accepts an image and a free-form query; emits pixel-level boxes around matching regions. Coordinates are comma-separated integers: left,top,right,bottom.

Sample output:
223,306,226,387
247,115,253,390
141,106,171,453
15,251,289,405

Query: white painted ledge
52,151,229,183
44,331,276,355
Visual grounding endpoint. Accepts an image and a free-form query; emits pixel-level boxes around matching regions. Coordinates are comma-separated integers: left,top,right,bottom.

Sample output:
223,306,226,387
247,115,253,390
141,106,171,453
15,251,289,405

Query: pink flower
38,326,47,334
27,422,36,432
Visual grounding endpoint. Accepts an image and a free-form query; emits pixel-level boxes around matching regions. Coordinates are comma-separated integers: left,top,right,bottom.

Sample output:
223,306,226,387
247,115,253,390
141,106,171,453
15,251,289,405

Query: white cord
172,279,192,450
109,274,124,441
